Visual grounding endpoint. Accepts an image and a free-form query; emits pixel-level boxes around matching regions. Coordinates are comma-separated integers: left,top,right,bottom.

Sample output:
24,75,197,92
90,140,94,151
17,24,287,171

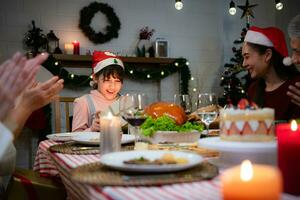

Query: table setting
33,93,300,200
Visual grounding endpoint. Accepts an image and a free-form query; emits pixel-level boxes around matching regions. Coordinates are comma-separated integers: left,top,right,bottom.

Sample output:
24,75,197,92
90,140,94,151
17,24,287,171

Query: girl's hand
91,116,100,132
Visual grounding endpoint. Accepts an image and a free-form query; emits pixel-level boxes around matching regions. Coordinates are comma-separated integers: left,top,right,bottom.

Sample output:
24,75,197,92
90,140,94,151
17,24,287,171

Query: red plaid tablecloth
33,140,299,200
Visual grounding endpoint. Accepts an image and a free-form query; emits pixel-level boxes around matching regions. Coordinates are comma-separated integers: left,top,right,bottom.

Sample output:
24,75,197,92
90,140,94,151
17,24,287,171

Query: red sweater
248,76,300,121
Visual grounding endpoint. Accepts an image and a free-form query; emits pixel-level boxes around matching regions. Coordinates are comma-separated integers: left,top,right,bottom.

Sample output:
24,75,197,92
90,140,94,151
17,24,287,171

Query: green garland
79,2,121,44
42,55,191,94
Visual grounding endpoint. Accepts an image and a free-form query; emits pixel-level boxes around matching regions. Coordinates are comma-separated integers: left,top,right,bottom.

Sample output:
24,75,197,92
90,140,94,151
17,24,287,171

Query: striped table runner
33,140,299,200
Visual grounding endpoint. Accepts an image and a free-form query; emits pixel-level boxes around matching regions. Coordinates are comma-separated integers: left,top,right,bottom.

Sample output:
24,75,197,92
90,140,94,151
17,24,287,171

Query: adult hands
17,76,64,113
0,52,48,120
4,76,64,138
287,82,300,106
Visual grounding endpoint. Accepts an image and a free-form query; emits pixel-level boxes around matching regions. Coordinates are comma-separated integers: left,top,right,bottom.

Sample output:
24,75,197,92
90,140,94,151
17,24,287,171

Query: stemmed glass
197,93,219,134
119,93,148,149
174,94,192,115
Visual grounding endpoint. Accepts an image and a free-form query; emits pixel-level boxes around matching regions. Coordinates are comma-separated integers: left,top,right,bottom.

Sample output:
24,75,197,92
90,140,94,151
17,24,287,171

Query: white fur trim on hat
245,30,273,47
283,57,292,66
94,57,124,74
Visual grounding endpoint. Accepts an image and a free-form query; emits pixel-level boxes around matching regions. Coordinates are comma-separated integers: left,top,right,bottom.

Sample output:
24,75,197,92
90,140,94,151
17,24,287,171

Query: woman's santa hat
244,26,292,66
92,51,124,75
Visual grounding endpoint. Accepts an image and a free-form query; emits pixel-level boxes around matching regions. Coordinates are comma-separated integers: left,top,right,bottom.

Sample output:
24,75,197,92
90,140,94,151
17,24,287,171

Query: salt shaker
100,112,121,155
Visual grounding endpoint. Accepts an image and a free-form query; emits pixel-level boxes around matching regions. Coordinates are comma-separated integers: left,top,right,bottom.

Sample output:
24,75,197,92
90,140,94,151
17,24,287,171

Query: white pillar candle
100,112,121,155
64,43,73,55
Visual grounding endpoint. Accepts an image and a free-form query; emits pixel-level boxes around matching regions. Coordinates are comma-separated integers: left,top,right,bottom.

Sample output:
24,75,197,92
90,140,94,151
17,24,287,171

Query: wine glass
119,93,148,149
174,94,192,115
197,93,219,135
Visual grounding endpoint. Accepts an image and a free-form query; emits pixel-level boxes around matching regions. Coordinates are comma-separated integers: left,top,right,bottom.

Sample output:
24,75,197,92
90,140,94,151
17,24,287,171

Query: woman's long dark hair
92,65,124,89
247,42,300,107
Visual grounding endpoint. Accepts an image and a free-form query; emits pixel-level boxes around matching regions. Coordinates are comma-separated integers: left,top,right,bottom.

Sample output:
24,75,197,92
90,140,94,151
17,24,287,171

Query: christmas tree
219,0,257,106
219,27,250,106
24,20,48,56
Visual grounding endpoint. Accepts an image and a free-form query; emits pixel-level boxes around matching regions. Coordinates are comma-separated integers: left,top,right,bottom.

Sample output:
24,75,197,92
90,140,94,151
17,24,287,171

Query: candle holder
47,30,60,54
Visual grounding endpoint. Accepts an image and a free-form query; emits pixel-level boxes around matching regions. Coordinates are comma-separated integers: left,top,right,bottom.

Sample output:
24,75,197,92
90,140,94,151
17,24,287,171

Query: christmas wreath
79,2,121,44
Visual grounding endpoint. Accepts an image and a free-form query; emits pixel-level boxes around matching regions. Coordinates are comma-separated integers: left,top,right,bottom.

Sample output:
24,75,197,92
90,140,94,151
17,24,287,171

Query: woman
72,51,125,132
242,26,300,120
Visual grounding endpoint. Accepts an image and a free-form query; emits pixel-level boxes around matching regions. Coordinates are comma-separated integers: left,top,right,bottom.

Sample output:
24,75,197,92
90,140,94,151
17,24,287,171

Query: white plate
46,132,81,142
198,137,277,167
198,137,276,153
72,132,135,145
100,150,203,172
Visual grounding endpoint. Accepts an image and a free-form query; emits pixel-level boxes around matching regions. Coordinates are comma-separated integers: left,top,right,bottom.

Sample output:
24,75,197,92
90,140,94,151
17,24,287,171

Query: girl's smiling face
96,74,122,100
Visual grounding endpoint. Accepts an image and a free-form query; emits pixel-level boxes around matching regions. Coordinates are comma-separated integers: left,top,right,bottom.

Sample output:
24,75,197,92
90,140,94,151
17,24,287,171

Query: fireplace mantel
53,54,176,68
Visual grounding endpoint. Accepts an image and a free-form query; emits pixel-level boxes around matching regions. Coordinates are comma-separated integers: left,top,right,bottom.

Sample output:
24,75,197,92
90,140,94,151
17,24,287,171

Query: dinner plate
46,132,81,142
72,132,135,145
198,137,276,153
198,137,277,166
100,150,203,172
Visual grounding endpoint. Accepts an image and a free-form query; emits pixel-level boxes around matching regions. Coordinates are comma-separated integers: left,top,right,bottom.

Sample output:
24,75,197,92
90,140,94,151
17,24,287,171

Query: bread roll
144,102,187,125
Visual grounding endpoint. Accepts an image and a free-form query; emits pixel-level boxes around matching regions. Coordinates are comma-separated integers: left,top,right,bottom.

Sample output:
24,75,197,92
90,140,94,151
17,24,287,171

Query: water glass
197,93,219,134
174,94,192,115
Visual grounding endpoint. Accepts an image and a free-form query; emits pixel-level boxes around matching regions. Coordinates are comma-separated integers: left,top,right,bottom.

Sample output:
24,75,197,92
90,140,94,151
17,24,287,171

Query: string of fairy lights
42,55,193,94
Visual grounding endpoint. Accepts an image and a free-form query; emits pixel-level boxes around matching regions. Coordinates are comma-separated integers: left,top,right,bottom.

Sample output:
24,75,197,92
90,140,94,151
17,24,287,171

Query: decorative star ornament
237,0,258,19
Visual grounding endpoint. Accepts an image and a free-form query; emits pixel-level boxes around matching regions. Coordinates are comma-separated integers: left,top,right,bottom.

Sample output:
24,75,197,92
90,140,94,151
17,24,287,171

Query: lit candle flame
291,120,298,131
107,111,112,119
240,160,253,182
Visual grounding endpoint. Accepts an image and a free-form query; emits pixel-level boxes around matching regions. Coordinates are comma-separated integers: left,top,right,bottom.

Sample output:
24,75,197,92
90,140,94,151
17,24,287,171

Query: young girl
242,26,300,120
72,51,125,132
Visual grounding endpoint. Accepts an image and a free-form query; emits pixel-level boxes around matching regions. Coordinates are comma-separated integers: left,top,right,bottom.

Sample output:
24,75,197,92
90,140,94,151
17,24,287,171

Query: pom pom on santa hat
92,51,124,75
244,26,292,66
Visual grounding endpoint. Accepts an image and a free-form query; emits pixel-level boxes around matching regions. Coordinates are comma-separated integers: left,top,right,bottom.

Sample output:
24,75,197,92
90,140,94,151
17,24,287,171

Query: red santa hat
244,26,292,66
92,51,124,75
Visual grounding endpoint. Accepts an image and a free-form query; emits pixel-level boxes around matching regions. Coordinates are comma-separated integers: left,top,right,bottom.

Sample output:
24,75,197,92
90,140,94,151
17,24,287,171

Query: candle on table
72,40,80,55
221,160,282,200
100,111,121,155
277,120,300,195
64,43,73,55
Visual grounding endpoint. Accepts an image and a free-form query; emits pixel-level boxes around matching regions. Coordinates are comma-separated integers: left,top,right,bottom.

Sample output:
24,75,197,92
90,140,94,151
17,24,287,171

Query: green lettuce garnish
140,115,204,137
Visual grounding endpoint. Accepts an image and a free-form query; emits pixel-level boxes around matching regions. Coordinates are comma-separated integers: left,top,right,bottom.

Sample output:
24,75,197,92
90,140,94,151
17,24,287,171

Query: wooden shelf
53,54,176,68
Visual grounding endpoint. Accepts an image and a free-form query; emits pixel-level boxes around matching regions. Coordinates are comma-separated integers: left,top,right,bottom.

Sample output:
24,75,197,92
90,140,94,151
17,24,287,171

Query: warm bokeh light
275,2,283,10
175,0,183,10
229,7,236,15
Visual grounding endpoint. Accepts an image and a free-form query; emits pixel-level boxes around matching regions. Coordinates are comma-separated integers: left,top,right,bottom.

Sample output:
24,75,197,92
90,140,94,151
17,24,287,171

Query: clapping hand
0,52,48,120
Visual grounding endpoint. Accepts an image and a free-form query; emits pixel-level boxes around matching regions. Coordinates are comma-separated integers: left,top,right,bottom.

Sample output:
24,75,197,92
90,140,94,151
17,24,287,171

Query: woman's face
242,42,271,79
95,74,122,100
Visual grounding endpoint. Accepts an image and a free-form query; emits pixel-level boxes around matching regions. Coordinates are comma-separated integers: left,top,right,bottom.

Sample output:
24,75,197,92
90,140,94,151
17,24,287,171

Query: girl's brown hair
92,65,124,89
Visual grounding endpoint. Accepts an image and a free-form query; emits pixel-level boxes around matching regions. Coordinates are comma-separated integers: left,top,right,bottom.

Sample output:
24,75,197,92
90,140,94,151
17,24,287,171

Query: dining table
33,139,299,200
